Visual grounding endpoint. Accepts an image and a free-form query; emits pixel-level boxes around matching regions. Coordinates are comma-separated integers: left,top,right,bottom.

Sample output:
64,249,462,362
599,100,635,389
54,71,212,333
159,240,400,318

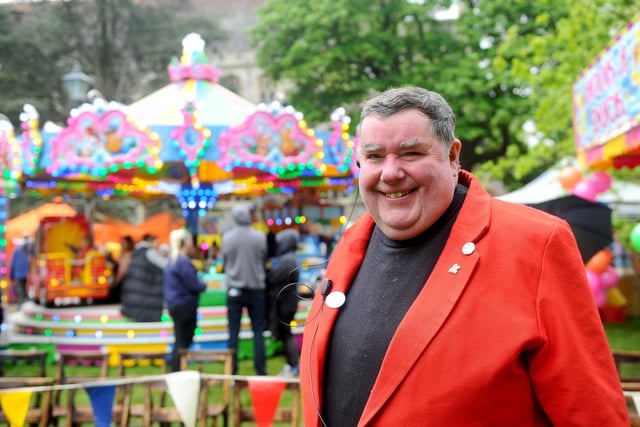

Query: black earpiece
321,279,333,297
356,160,361,168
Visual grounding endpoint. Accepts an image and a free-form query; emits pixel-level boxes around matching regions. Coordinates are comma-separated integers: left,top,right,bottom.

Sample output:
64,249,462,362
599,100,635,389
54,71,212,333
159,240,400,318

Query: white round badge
325,291,346,309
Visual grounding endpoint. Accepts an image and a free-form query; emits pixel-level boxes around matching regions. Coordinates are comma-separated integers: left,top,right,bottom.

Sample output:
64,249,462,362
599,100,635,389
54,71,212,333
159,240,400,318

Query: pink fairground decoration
46,103,161,177
218,109,322,175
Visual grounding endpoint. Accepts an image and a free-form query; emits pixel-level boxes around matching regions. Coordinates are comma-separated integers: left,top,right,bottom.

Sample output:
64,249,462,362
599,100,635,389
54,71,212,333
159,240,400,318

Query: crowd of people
6,209,312,377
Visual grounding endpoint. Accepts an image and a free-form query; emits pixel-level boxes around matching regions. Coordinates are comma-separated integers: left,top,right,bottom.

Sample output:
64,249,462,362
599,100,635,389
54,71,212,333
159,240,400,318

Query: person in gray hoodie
221,204,268,375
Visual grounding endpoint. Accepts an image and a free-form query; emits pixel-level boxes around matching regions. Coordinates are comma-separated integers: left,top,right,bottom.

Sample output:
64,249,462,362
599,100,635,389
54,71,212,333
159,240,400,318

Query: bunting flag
248,378,286,427
165,370,201,427
629,392,640,416
86,385,116,427
0,390,31,427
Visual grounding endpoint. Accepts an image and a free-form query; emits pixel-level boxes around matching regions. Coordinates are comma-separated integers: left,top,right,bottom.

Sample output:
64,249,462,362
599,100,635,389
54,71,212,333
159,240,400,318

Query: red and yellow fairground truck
28,215,113,307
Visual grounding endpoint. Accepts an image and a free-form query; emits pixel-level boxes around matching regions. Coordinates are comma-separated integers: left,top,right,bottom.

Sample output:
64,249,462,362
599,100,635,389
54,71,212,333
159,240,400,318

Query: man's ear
449,139,461,163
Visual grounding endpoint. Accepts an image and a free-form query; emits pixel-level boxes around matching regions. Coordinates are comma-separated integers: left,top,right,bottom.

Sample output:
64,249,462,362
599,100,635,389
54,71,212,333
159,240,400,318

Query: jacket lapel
307,215,375,419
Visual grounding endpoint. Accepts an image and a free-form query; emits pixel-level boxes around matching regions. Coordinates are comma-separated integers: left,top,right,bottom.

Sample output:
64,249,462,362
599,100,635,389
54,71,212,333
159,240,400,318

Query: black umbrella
528,195,613,264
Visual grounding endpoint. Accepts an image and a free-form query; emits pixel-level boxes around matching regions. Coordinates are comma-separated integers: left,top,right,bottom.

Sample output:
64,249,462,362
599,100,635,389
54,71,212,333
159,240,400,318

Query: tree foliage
251,0,557,175
483,0,640,185
0,7,66,125
0,0,225,126
252,0,640,187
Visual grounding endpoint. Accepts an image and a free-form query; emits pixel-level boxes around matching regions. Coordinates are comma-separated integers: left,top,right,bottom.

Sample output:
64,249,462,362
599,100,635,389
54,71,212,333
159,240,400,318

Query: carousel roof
0,33,358,202
126,78,255,128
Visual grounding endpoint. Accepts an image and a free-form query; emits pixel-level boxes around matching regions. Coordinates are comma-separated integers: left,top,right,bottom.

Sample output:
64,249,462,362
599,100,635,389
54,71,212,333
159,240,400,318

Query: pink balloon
573,180,598,201
586,268,603,293
594,289,607,308
600,266,620,289
588,171,612,193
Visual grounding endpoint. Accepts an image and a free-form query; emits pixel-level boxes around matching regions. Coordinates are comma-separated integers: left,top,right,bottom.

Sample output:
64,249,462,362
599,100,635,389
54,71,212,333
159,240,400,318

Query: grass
604,316,640,380
604,317,640,351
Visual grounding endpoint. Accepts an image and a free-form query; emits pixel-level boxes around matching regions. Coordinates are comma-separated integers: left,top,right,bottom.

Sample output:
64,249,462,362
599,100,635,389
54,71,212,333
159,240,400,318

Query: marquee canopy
573,12,640,170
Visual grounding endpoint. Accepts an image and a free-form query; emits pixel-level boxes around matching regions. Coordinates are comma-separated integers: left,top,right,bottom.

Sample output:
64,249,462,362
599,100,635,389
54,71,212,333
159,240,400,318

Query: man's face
358,109,461,240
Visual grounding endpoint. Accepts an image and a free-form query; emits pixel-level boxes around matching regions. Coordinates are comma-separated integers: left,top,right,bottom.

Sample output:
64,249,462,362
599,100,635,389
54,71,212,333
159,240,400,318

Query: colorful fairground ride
0,33,357,350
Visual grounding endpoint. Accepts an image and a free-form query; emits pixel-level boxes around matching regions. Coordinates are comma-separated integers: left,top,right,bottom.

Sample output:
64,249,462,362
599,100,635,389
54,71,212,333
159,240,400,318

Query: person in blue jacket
164,228,207,372
10,238,32,307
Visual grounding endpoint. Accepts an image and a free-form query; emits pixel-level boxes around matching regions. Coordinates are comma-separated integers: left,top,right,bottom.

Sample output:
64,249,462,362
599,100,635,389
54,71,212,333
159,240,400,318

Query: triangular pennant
248,378,286,427
86,385,116,427
631,392,640,417
0,391,31,427
165,370,201,427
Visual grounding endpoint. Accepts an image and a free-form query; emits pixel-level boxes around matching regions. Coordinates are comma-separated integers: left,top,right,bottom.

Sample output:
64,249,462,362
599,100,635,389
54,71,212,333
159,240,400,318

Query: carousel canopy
0,33,358,203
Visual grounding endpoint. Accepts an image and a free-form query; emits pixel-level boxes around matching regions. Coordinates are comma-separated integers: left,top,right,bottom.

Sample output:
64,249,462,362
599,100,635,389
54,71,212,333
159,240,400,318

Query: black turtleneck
321,184,468,427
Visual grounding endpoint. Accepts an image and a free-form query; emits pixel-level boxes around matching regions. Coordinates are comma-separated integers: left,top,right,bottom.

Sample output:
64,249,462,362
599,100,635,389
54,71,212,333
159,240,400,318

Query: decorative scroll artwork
327,107,357,175
170,101,211,170
47,103,162,178
218,109,322,177
0,118,21,180
19,104,42,176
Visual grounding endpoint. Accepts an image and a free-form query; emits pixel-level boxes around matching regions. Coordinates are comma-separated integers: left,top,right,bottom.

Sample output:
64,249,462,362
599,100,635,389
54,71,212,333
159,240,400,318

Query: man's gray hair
359,87,456,149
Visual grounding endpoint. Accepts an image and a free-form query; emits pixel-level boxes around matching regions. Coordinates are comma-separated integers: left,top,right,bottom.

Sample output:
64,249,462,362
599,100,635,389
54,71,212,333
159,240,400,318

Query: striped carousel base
2,296,310,366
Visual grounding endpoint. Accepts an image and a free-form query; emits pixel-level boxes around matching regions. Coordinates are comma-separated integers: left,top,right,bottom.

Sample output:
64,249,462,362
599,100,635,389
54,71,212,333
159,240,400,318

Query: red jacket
301,171,629,426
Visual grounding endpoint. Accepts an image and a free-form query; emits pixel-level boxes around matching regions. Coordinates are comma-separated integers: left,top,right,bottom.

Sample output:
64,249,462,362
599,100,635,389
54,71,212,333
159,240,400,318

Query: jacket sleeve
175,257,207,294
527,220,629,425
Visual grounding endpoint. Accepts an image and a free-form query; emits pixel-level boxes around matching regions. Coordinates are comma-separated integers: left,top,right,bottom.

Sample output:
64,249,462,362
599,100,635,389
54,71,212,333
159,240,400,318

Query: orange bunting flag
0,390,31,427
248,379,286,427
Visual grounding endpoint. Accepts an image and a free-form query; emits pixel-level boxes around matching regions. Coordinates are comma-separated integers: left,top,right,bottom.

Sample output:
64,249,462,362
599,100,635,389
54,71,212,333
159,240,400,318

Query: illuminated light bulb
74,315,82,323
100,315,109,324
95,331,103,338
127,330,136,339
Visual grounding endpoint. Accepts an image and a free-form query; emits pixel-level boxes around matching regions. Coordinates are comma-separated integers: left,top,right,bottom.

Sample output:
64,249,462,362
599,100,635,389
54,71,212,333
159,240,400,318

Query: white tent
496,165,640,217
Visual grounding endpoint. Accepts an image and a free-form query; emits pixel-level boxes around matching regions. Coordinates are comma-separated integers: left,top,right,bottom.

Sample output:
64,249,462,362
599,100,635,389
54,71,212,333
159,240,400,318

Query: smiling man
300,87,629,426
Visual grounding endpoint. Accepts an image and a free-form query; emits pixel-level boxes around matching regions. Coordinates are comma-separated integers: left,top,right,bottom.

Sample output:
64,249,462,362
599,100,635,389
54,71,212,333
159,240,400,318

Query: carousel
0,33,358,361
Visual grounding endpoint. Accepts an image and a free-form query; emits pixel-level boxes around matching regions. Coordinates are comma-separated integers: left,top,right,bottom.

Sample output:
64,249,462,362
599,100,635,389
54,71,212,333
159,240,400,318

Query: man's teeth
386,191,408,199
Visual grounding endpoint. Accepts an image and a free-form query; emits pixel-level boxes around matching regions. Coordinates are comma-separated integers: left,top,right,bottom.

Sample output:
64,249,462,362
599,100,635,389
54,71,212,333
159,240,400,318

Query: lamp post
62,63,94,110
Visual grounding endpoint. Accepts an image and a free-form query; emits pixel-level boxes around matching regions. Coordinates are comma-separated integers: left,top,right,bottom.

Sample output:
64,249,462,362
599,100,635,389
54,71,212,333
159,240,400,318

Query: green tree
0,0,225,125
0,7,66,125
250,0,558,173
484,0,640,185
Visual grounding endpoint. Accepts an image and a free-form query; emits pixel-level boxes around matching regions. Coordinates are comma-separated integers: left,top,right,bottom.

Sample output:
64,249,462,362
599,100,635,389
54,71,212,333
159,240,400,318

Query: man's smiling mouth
385,191,411,199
